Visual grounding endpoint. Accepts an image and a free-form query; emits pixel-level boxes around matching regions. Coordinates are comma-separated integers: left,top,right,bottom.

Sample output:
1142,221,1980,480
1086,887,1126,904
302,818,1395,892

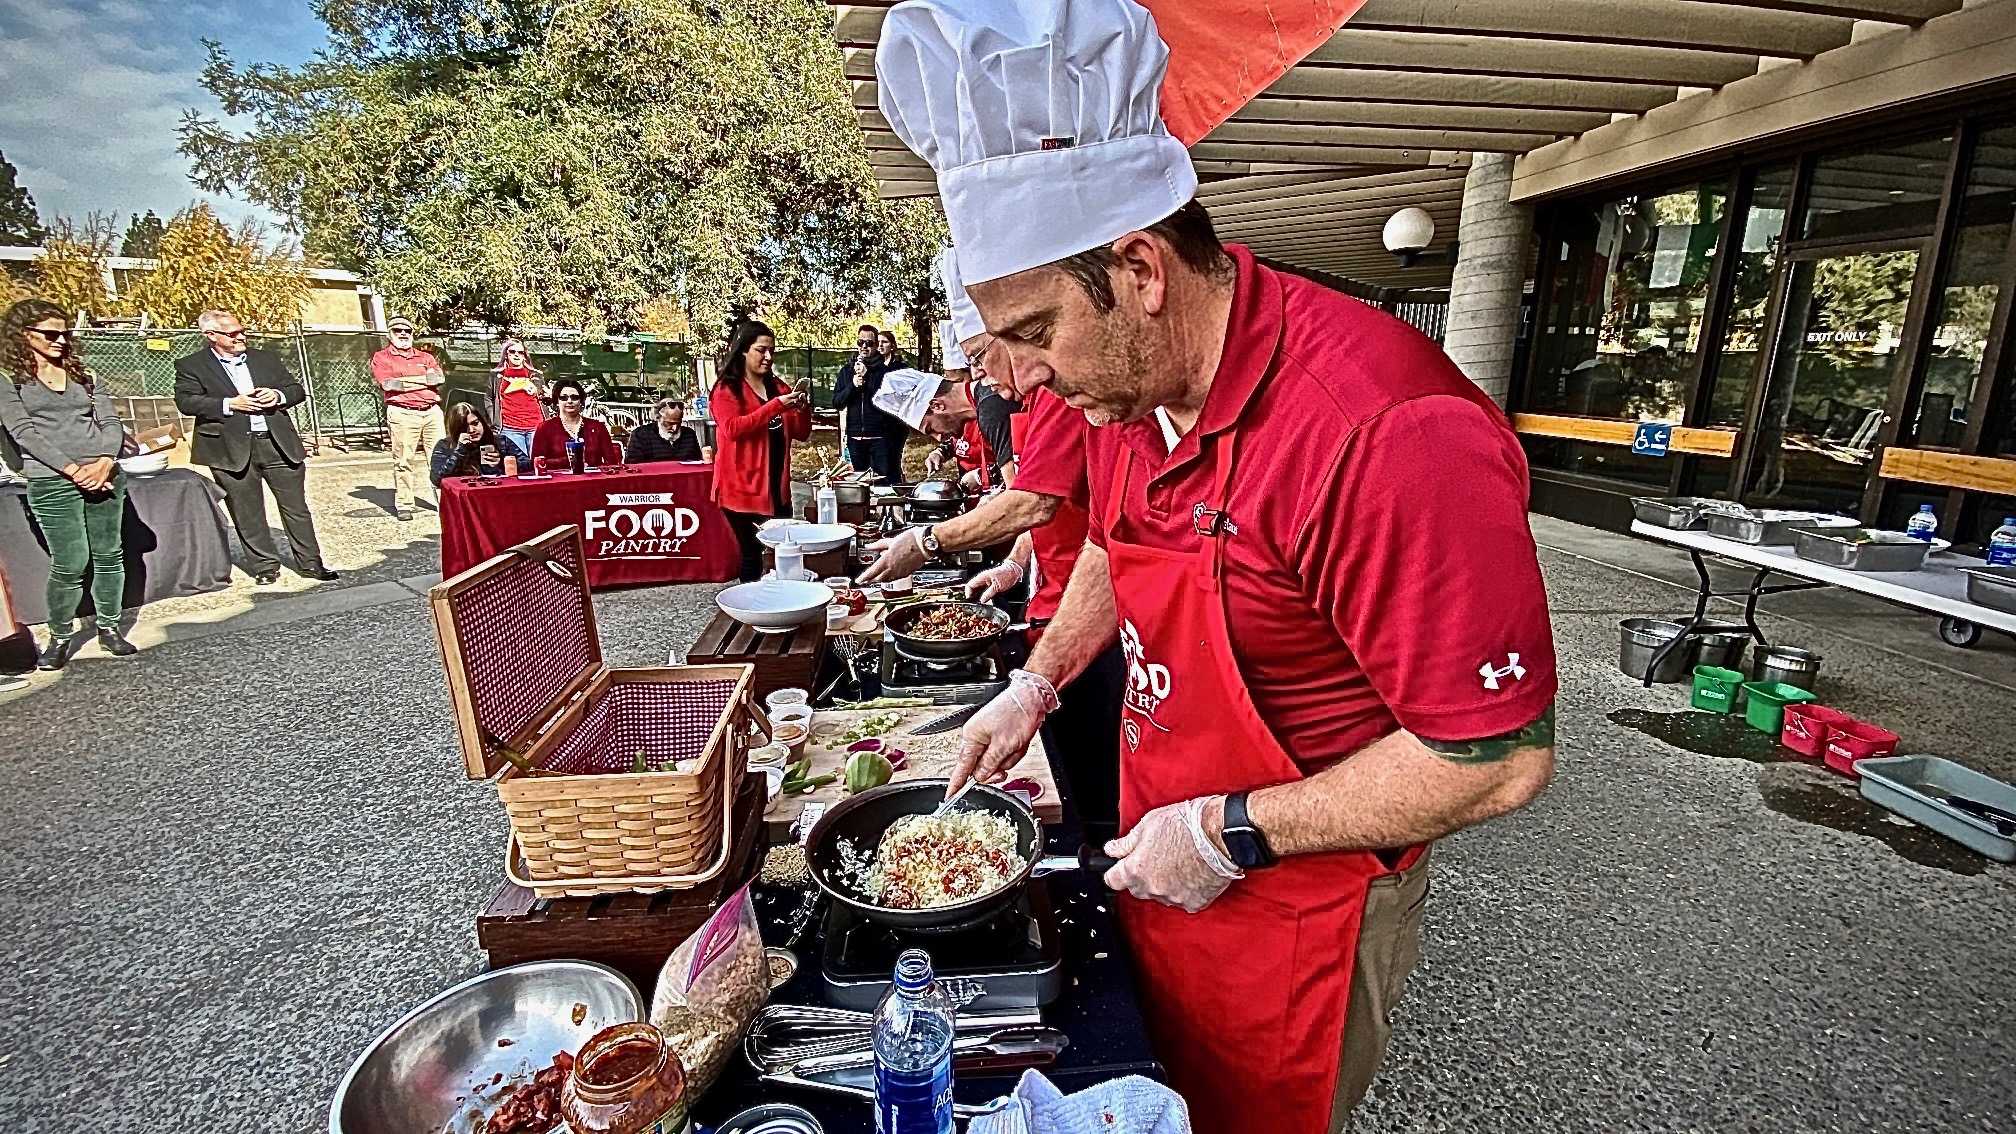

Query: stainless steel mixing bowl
328,960,644,1134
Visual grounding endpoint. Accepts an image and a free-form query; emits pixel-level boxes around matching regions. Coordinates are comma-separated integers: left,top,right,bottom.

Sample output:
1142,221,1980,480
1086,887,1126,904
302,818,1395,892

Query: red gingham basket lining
448,538,596,760
541,679,739,776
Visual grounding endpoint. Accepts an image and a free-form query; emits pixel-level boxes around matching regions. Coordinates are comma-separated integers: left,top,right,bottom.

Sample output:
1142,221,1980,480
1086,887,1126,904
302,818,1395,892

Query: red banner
1145,0,1367,146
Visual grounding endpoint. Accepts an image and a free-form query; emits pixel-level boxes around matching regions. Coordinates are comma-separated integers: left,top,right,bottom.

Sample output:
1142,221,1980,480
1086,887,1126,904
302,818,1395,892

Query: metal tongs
746,1003,1066,1114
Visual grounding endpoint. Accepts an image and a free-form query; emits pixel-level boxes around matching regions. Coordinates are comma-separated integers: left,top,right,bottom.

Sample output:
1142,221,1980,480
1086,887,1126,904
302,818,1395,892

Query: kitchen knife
911,702,984,735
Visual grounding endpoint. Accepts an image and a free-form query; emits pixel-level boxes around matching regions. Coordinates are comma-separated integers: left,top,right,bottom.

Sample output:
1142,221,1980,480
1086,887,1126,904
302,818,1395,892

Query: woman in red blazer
530,378,621,469
710,320,810,580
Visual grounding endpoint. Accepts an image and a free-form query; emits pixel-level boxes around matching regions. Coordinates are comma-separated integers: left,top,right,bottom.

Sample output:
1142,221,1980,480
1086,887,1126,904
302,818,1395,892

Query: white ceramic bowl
117,452,170,476
715,580,832,633
756,522,855,554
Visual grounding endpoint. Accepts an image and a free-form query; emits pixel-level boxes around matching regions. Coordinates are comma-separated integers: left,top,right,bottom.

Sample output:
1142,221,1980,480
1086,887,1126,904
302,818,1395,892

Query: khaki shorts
1329,845,1431,1131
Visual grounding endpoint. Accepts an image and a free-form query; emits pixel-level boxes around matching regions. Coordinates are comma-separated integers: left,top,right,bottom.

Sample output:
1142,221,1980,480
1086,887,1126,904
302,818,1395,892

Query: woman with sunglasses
490,338,547,457
530,378,621,471
0,299,137,668
430,402,527,485
710,320,810,581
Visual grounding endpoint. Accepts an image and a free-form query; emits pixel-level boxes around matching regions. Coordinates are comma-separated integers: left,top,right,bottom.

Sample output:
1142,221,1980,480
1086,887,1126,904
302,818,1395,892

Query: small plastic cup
766,688,809,715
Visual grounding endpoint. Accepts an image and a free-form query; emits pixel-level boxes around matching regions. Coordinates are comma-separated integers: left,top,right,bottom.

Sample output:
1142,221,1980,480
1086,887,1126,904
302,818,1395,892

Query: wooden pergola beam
1344,0,1856,58
1304,30,1763,86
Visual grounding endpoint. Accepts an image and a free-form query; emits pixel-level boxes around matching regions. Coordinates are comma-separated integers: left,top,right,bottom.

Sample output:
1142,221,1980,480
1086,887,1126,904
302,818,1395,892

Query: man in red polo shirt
370,316,445,521
876,2,1556,1128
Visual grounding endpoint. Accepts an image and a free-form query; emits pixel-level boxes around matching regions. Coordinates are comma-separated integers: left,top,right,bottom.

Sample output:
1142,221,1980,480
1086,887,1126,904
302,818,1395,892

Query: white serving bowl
756,522,855,554
716,579,832,633
117,452,170,476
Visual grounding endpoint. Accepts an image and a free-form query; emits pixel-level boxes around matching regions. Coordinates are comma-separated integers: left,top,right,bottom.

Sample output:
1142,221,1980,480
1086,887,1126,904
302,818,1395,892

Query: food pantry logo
582,492,701,560
1117,619,1173,747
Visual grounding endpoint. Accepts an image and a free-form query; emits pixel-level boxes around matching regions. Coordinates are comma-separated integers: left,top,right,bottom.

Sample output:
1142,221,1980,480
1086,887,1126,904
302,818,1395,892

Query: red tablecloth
439,461,739,587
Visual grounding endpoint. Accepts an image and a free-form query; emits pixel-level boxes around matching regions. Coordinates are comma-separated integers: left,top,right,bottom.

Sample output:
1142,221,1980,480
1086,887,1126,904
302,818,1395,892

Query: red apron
1104,423,1397,1132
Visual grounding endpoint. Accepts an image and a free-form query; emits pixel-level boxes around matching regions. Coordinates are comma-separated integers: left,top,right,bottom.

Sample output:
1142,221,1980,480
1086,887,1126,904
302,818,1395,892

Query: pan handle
1031,845,1119,879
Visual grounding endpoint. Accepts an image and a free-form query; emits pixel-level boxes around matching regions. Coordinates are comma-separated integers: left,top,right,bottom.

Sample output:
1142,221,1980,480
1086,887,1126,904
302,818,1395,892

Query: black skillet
884,600,1015,662
805,779,1114,935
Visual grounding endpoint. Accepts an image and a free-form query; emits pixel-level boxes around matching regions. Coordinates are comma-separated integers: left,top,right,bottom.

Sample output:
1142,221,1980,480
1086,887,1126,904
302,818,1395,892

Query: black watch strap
1221,791,1276,870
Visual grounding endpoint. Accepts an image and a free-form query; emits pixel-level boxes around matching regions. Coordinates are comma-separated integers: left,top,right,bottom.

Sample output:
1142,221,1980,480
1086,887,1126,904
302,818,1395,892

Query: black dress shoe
36,634,74,670
298,566,340,581
95,628,138,657
255,570,281,585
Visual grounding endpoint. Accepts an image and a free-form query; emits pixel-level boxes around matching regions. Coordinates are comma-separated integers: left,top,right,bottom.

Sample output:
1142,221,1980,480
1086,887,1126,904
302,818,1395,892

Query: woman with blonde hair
491,338,547,457
0,299,136,668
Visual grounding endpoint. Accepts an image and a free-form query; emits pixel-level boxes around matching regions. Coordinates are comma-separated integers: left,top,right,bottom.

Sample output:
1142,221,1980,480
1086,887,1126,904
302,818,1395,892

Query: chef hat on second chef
873,368,946,431
939,320,969,371
878,0,1196,286
936,246,984,343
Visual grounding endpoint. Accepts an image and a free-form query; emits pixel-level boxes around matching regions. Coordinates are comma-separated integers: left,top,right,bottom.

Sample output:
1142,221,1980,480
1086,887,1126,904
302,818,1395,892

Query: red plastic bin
1823,719,1901,778
1780,703,1851,759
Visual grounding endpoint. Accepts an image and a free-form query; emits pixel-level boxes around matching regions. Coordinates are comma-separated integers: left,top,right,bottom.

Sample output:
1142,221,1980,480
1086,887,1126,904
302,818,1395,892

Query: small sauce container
881,576,915,598
748,742,790,771
561,1022,691,1134
773,720,810,759
826,603,851,632
765,688,809,716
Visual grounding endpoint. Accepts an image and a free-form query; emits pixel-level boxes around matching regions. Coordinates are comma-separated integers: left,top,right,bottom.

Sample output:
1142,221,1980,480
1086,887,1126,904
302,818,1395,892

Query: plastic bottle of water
816,482,839,526
873,949,954,1134
1905,503,1939,542
1989,517,2016,566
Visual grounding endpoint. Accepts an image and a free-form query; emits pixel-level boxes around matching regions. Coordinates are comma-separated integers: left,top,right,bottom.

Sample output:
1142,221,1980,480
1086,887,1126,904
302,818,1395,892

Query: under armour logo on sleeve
1480,653,1526,691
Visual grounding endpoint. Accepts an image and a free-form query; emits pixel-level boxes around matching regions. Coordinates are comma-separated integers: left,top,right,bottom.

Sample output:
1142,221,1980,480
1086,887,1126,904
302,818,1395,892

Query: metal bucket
1750,644,1824,692
1691,621,1750,671
1619,618,1693,683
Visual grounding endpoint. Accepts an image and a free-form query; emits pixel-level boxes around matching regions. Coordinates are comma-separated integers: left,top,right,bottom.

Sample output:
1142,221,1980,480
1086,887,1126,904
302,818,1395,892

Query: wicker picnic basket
430,525,762,898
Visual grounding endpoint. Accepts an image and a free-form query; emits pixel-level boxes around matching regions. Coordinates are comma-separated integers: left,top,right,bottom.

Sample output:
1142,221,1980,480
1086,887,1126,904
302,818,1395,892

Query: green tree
180,0,945,341
0,151,47,247
120,210,167,259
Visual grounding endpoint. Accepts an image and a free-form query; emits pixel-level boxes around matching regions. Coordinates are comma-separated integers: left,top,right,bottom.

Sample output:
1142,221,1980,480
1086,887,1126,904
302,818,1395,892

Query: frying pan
805,780,1113,934
885,600,1014,661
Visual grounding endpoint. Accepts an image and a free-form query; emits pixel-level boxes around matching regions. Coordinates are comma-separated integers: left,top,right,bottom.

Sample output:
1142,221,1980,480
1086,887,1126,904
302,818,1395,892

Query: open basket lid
430,525,603,779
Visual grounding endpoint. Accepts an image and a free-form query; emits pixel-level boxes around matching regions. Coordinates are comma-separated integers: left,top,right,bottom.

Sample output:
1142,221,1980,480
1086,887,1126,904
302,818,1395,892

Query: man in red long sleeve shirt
370,316,445,521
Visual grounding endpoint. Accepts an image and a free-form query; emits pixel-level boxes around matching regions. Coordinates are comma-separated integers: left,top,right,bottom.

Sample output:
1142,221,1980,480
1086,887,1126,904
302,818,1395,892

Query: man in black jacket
173,309,337,585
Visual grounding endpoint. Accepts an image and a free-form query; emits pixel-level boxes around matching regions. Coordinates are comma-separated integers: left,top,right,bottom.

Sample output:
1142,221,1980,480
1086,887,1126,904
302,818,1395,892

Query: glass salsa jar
560,1022,692,1134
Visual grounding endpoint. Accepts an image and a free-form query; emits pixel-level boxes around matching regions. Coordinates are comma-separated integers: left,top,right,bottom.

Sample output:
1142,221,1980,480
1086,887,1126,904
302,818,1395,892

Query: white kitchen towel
968,1070,1192,1134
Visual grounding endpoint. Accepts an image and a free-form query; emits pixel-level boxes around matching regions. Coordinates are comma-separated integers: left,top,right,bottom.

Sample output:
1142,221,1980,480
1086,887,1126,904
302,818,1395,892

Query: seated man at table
531,379,621,470
625,398,703,463
430,403,526,486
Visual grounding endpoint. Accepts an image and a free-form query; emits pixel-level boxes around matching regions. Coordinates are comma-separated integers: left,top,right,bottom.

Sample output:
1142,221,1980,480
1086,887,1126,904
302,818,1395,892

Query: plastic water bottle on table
1905,503,1939,542
873,948,955,1134
1989,517,2016,566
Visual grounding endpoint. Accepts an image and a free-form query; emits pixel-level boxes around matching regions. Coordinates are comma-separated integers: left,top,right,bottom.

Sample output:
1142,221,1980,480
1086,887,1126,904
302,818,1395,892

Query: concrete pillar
1442,152,1532,407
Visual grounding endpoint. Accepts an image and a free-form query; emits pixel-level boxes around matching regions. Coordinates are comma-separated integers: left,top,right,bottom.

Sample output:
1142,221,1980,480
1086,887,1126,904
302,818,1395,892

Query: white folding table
1626,521,2015,684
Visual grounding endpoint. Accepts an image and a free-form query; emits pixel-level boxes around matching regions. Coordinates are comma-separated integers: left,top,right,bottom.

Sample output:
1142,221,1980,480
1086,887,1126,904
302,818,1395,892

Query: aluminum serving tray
1703,509,1857,546
1790,526,1938,572
1856,755,2016,863
1629,496,1738,530
1962,566,2016,615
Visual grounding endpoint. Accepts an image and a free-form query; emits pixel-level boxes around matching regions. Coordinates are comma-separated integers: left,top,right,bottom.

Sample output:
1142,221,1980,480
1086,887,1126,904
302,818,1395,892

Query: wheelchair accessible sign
1632,422,1673,457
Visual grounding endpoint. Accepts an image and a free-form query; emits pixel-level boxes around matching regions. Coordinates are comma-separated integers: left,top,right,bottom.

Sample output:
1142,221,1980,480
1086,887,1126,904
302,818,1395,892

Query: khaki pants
386,404,444,511
1329,845,1431,1131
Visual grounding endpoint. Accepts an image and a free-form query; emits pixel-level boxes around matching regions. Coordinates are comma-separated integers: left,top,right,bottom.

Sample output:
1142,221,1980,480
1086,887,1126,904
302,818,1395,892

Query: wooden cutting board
762,704,1061,841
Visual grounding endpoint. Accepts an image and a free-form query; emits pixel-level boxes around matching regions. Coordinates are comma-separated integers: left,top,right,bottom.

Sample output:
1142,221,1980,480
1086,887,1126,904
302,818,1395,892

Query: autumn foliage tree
29,215,117,320
121,204,309,329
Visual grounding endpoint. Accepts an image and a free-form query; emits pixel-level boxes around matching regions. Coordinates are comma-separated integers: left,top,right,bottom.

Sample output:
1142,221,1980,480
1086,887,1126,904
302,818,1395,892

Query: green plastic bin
1742,681,1816,734
1690,666,1746,714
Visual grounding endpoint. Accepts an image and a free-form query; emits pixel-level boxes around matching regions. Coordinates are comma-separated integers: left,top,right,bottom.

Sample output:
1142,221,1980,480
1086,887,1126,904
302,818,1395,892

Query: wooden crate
685,609,827,705
478,774,769,995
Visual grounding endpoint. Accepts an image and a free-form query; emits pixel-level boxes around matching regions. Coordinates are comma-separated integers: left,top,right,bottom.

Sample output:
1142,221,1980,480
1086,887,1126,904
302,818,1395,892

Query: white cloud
0,0,319,234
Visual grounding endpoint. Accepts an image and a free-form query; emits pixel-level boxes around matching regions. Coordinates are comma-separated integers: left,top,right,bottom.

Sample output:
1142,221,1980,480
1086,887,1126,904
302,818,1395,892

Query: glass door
1742,246,1922,515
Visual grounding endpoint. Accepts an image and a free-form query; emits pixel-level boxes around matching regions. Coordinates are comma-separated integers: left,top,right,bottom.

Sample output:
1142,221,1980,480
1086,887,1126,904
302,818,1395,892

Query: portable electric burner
818,879,1066,1011
878,631,1011,697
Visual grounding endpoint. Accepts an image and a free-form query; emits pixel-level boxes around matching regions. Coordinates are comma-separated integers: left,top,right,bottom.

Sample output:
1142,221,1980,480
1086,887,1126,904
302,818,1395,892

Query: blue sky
0,0,327,234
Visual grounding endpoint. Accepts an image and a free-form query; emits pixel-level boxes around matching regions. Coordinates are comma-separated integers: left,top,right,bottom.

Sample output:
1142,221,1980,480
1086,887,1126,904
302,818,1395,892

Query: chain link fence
74,328,851,453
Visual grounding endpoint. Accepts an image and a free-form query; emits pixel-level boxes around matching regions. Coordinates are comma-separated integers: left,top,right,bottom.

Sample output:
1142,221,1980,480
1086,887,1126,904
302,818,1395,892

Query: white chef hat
939,320,969,370
936,247,983,343
873,368,947,431
878,0,1196,287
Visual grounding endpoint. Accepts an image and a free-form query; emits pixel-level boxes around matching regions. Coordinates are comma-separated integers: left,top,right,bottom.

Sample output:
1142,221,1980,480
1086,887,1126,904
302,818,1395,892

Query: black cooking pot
805,780,1113,934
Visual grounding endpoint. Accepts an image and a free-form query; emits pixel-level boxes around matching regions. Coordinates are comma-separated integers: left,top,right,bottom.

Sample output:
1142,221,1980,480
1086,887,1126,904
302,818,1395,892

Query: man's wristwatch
1220,791,1277,870
920,525,943,556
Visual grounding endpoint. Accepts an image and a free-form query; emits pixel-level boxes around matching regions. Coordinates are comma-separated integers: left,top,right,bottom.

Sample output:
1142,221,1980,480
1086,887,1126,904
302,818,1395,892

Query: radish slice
847,738,885,753
884,748,908,770
1002,777,1042,801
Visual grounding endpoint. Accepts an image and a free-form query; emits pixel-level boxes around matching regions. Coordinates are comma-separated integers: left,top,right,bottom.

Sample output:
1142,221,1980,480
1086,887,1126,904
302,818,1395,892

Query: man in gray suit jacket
173,309,337,584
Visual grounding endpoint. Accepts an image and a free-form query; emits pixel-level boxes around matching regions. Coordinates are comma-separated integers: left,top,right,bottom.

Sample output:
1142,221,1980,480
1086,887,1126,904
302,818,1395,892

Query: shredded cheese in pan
844,812,1021,910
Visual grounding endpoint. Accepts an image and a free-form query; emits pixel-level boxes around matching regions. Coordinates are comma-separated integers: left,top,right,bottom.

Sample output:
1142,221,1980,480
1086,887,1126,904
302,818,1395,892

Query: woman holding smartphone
0,299,137,668
709,320,810,581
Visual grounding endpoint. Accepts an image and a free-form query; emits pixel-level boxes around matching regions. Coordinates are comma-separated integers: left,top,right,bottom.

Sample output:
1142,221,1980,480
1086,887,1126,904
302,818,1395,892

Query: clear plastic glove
949,671,1057,798
859,527,928,584
960,468,982,492
1103,799,1236,914
924,449,946,474
965,560,1023,602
